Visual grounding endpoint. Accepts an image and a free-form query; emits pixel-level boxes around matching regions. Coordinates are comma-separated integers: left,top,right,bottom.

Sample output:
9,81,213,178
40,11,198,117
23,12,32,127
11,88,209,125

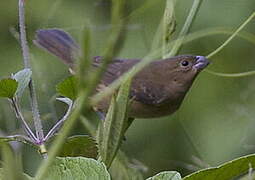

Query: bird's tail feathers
34,28,79,68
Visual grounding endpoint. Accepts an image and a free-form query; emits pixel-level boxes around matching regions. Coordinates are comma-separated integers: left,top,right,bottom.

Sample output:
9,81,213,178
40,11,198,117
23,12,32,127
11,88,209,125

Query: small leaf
56,76,77,100
58,135,98,158
183,153,255,180
13,68,32,97
147,171,181,180
0,78,18,98
44,157,110,180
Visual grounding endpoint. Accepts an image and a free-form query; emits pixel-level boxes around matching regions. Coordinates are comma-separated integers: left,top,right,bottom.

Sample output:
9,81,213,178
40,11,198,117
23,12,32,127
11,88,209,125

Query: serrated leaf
56,76,77,100
44,157,110,180
147,171,181,180
98,78,132,168
13,68,32,97
58,135,98,158
0,78,18,98
183,153,255,180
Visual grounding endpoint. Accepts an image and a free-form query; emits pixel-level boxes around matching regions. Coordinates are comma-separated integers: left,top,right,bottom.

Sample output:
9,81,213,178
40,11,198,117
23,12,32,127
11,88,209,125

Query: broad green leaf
0,78,18,98
183,153,255,180
147,171,181,180
110,150,145,180
13,68,32,97
56,76,77,100
98,78,132,168
58,135,98,158
0,168,32,180
44,157,110,180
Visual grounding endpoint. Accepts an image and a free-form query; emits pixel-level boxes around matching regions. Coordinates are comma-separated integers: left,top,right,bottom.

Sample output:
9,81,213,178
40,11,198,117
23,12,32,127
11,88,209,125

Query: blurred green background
1,0,255,178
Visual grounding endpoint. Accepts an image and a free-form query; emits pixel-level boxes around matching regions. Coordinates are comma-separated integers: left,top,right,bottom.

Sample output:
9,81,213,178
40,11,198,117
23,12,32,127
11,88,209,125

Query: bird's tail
34,29,79,69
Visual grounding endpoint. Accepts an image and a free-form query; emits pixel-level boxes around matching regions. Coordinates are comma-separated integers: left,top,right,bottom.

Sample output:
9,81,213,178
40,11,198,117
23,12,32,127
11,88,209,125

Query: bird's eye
181,60,189,67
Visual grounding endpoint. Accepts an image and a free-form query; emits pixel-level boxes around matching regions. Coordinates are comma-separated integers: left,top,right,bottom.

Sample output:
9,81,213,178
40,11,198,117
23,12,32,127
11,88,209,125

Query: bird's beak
194,56,210,71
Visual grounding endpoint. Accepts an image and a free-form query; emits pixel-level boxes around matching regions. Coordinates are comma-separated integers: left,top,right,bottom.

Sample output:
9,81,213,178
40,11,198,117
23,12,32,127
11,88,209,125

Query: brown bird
34,29,209,119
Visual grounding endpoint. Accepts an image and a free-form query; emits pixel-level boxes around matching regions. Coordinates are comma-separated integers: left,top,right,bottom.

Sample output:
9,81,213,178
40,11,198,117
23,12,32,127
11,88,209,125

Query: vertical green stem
18,0,44,142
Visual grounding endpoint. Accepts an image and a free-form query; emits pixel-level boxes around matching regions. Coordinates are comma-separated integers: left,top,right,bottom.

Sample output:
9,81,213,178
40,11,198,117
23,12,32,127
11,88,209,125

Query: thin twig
5,135,36,146
11,99,38,143
18,0,44,141
206,11,255,59
43,102,73,142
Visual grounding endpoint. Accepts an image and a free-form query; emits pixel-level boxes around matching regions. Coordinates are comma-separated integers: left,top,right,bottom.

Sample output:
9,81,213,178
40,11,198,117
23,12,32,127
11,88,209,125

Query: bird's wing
130,81,171,106
94,57,172,106
92,56,139,85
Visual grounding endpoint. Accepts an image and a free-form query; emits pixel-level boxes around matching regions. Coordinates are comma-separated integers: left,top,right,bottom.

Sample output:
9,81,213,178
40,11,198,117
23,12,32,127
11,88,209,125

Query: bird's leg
96,111,106,121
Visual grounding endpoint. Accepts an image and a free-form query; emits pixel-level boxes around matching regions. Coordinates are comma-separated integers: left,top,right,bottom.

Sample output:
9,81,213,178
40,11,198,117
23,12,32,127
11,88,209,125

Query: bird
34,29,209,119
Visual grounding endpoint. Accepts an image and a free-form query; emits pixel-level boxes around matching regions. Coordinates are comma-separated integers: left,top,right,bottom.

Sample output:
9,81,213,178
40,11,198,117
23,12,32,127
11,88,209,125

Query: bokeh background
1,0,255,178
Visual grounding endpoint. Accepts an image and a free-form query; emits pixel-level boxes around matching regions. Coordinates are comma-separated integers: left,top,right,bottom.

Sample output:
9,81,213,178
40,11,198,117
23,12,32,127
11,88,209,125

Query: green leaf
44,157,110,180
110,150,145,180
183,153,255,180
0,168,32,180
0,144,32,180
147,171,181,180
0,78,18,98
56,76,77,100
98,78,132,168
58,135,98,158
13,68,32,97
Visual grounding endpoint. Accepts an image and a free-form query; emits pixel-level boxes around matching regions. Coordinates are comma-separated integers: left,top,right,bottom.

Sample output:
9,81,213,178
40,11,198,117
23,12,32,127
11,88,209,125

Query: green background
0,0,255,178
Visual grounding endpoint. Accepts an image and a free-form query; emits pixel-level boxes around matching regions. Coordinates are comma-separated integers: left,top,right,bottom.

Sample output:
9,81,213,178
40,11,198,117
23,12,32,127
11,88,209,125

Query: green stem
18,0,45,142
35,92,89,180
205,69,255,78
11,98,38,143
168,0,203,57
35,1,127,178
206,11,255,59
